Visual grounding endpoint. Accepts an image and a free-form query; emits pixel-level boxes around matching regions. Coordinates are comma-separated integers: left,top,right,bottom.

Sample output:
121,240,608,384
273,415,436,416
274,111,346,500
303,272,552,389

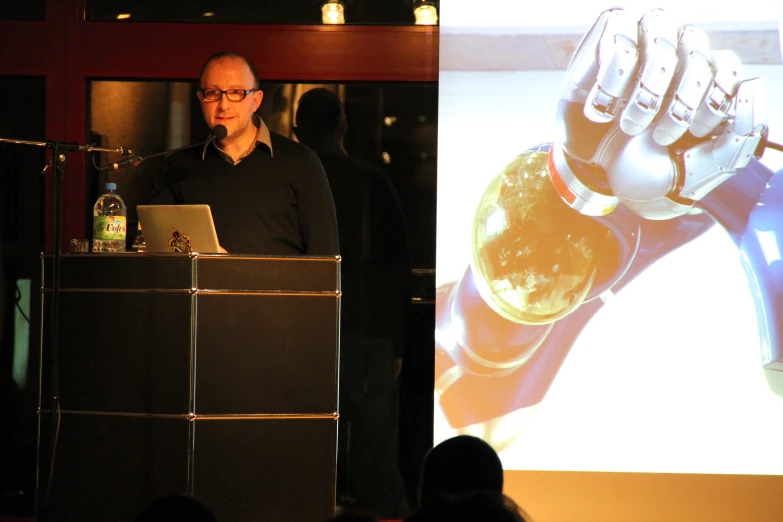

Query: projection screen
434,2,783,520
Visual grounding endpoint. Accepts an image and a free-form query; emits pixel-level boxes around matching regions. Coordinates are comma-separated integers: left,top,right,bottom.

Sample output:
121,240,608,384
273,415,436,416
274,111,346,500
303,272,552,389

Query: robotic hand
551,8,767,220
435,8,782,447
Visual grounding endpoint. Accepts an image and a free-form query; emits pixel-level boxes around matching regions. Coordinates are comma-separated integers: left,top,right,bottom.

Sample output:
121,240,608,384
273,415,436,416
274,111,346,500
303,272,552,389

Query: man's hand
550,8,767,220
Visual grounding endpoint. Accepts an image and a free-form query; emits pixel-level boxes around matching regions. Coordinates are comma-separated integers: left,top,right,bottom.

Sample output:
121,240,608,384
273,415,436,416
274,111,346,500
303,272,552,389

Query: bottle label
93,216,127,241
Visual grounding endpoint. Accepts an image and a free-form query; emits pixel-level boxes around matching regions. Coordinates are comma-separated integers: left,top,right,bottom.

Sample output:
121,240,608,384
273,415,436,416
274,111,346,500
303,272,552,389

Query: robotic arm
553,8,768,220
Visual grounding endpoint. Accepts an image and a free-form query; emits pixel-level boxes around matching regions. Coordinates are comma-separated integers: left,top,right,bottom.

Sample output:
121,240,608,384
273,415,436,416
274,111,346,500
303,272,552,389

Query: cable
44,400,61,514
14,282,30,323
765,139,783,153
91,152,102,171
756,137,783,156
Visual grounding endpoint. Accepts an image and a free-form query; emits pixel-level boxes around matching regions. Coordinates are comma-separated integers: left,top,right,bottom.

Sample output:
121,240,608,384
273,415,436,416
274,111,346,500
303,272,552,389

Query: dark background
0,0,439,516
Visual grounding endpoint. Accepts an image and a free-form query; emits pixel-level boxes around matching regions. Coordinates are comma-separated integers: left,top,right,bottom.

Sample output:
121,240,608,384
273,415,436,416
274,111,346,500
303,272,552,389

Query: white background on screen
434,64,783,475
441,0,782,32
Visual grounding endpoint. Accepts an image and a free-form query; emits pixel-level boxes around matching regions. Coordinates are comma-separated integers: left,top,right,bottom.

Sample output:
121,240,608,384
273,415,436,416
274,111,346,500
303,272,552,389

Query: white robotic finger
563,10,617,104
653,26,712,146
620,9,678,135
581,9,639,123
731,77,766,137
680,78,767,201
690,50,743,138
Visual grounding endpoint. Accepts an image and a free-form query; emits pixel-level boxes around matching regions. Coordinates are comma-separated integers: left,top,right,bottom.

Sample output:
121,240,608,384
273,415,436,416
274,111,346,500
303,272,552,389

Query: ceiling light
322,0,345,25
413,1,438,25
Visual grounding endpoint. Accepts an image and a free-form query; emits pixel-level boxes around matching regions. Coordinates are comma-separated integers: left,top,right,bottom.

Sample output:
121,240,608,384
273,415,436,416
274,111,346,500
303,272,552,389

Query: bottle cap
105,182,117,191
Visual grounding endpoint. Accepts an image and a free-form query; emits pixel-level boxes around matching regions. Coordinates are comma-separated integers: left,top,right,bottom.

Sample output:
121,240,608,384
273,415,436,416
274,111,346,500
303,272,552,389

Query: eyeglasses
197,88,257,102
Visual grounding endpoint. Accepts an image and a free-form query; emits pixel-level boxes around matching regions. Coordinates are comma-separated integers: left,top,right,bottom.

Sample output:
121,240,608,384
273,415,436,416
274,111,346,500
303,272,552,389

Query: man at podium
148,51,339,256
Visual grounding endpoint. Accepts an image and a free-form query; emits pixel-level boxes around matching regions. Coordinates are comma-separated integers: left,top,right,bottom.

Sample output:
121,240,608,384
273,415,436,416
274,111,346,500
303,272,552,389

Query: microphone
99,155,144,172
209,124,228,141
98,124,229,172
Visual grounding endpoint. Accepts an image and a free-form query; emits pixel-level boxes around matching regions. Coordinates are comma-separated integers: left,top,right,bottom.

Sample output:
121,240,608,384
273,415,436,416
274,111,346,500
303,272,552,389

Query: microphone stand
97,141,203,171
96,126,226,172
1,127,224,518
0,136,130,520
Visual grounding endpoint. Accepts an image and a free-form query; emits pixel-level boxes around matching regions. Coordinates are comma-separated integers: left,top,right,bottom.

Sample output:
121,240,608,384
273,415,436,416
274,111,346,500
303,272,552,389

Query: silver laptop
137,204,221,254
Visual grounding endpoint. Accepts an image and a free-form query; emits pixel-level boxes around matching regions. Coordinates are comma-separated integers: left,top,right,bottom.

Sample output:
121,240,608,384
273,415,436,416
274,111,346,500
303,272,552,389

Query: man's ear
253,90,264,112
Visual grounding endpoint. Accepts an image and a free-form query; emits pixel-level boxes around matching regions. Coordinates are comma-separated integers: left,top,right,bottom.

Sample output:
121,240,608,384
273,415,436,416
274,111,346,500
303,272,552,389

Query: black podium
39,253,340,522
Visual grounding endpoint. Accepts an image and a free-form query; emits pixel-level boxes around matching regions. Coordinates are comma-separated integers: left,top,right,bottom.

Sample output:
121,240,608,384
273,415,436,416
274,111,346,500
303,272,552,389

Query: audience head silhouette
325,512,378,522
134,494,218,522
293,88,348,150
411,491,529,522
419,435,504,505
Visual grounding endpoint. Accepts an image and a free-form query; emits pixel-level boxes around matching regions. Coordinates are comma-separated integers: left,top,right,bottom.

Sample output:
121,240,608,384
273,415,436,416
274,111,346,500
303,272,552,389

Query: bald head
199,51,259,89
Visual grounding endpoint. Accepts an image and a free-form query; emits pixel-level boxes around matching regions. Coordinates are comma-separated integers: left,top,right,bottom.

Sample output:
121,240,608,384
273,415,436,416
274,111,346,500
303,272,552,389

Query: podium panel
56,291,192,414
194,418,337,522
40,414,337,522
39,414,189,522
196,293,339,414
39,253,340,522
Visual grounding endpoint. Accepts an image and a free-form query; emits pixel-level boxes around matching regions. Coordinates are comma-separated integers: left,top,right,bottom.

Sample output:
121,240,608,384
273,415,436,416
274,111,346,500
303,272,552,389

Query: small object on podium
168,227,192,253
70,239,90,253
132,222,147,253
92,182,127,253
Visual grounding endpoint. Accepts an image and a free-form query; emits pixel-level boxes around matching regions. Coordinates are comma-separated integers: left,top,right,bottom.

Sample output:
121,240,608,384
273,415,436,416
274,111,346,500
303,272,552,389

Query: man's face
198,56,264,142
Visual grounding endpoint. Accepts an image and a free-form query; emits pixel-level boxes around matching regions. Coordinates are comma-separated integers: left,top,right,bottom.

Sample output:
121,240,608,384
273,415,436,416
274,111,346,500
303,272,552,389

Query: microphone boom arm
97,124,228,172
0,136,129,154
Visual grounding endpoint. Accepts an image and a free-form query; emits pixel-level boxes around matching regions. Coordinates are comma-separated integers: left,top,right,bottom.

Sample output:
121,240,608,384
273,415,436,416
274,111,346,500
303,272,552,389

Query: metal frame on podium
38,253,341,522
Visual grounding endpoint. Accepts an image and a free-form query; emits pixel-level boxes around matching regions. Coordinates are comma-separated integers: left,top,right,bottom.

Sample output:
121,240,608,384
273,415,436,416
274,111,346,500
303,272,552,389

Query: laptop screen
137,204,221,254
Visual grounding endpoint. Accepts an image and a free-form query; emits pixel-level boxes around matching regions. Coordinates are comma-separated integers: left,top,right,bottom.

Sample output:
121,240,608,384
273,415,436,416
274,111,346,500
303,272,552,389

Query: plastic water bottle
92,182,127,253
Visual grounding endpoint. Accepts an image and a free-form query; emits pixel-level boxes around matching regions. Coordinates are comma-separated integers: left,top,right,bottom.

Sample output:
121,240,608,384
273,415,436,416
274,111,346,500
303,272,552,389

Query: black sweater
149,134,339,256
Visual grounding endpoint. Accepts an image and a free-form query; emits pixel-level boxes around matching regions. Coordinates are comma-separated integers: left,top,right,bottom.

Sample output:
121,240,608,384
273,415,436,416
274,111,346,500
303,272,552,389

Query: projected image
435,2,783,475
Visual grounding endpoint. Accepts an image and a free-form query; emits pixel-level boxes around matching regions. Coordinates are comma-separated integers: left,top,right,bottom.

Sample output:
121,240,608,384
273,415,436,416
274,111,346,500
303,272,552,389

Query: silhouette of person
326,512,379,522
418,435,504,507
405,437,517,522
408,491,530,522
294,88,412,519
134,494,219,522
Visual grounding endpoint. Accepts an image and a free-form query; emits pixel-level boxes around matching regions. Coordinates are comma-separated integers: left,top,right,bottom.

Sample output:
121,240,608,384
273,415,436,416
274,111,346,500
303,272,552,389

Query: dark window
0,1,45,20
0,76,46,274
